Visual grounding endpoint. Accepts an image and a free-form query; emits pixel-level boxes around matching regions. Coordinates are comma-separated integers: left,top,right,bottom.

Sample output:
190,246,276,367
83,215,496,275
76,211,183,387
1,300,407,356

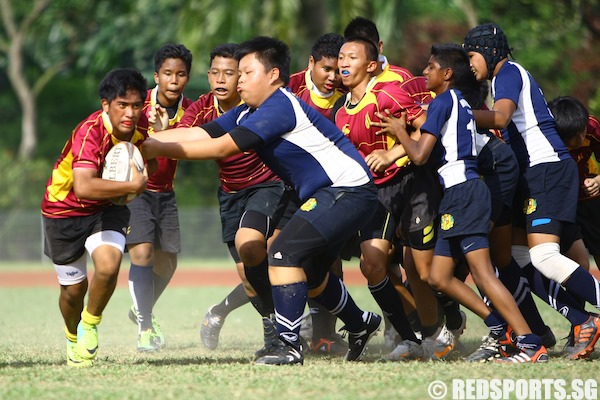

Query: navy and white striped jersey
211,88,372,201
492,61,570,169
421,89,480,189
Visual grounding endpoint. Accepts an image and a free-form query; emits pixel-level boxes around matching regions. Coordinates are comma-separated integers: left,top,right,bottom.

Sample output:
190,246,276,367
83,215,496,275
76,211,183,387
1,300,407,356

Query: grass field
0,260,598,400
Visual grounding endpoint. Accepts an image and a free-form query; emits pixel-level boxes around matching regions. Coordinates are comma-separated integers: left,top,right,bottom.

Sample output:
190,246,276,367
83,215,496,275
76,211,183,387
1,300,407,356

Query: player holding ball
41,68,150,367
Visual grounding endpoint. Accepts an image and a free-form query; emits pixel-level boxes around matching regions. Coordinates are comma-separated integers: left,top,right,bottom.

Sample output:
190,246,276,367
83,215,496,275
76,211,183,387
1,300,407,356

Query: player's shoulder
387,64,414,82
288,69,308,92
588,115,600,141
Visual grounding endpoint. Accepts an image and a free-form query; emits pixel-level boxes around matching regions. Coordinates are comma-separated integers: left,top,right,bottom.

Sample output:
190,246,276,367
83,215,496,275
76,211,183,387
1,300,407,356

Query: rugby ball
102,141,145,205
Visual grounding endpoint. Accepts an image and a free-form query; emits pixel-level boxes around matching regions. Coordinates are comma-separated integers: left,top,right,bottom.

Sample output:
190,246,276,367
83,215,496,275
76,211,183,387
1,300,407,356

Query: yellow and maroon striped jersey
143,87,193,192
41,110,148,218
332,80,424,186
288,68,345,119
571,115,600,200
178,92,280,193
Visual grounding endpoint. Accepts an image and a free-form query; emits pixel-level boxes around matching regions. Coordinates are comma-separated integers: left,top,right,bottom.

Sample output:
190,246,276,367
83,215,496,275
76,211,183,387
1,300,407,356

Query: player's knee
237,240,267,266
359,258,387,283
529,242,579,284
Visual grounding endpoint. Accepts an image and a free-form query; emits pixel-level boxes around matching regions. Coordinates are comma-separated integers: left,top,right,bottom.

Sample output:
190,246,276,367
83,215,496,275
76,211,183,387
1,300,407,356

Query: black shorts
126,190,181,253
364,165,440,249
577,197,600,256
275,187,301,230
43,205,130,265
218,181,287,243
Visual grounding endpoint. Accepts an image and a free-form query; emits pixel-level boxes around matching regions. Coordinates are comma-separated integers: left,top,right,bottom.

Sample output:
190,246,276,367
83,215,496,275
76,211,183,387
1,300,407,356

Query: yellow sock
81,307,102,326
65,327,77,342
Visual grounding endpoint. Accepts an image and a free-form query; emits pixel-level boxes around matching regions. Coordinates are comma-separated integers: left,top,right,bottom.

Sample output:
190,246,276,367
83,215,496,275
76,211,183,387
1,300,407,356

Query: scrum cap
463,23,512,79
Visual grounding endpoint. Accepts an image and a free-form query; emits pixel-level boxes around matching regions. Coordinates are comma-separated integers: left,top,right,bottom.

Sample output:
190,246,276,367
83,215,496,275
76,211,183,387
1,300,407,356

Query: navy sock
522,263,589,326
272,282,307,346
313,274,364,333
498,258,547,335
129,264,154,331
562,266,600,310
484,310,507,338
369,276,419,342
213,283,250,317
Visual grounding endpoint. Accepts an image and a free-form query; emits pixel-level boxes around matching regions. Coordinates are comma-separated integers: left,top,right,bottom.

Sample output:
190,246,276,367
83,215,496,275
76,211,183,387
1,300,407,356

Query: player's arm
72,165,148,200
472,98,516,130
366,111,424,171
142,133,241,161
150,126,211,143
385,111,436,165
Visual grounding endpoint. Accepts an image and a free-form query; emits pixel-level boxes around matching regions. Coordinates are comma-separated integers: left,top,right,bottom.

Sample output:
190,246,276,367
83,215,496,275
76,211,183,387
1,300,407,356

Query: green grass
0,262,599,399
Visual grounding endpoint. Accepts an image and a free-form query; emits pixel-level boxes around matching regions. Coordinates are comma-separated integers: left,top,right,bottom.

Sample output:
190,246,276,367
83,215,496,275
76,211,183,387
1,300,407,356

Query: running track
2,267,598,288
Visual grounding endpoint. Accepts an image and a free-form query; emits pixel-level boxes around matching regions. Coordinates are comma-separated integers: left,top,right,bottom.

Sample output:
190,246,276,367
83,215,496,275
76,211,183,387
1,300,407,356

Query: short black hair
210,43,239,63
343,36,379,62
548,96,589,141
344,16,379,45
431,44,484,108
311,33,344,62
154,43,193,74
236,36,290,86
98,68,147,103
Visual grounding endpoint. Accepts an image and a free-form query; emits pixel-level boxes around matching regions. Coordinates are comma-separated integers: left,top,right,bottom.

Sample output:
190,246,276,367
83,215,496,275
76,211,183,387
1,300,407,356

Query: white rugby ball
102,141,145,205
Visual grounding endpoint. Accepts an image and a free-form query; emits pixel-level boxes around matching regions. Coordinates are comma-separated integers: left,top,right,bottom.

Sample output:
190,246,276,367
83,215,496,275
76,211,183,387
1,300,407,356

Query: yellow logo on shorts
300,198,317,212
524,198,537,215
423,222,435,244
440,214,454,231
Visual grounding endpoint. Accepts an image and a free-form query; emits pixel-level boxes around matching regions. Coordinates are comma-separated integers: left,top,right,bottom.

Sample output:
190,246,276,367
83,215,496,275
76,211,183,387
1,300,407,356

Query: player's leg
125,192,161,351
257,184,381,365
43,214,95,367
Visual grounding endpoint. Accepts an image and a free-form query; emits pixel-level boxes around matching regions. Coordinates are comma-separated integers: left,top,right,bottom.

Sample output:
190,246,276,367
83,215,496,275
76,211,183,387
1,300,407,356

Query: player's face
338,42,377,89
154,58,189,107
467,51,488,82
237,53,280,108
208,56,240,103
422,55,447,94
309,56,341,94
565,130,586,150
101,90,144,141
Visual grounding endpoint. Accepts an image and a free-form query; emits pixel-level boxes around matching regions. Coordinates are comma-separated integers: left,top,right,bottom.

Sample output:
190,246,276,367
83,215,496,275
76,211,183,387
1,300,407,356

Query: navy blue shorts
126,190,181,253
217,181,287,243
437,179,491,240
515,159,578,235
268,182,377,267
478,135,519,225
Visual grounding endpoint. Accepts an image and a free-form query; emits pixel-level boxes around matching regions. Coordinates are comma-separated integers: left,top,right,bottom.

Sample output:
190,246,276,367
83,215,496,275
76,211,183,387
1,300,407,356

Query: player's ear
154,71,160,86
268,67,281,85
367,61,378,74
101,99,109,113
308,55,315,70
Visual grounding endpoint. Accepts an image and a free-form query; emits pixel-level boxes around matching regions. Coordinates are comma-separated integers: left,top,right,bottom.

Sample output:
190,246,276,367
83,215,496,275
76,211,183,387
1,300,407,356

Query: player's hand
365,149,394,173
372,109,407,140
583,177,600,197
141,137,161,160
148,104,169,132
130,161,148,194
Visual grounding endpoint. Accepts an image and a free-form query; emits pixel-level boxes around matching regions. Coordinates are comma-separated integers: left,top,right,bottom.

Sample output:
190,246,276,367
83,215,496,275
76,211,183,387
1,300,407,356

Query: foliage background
1,0,599,211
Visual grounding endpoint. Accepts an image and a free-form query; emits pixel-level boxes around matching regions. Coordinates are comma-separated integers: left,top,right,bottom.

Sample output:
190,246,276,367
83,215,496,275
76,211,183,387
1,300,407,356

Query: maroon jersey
570,115,600,200
144,87,193,192
179,92,279,192
288,68,345,119
376,57,414,85
41,110,148,218
333,80,424,186
400,76,435,106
